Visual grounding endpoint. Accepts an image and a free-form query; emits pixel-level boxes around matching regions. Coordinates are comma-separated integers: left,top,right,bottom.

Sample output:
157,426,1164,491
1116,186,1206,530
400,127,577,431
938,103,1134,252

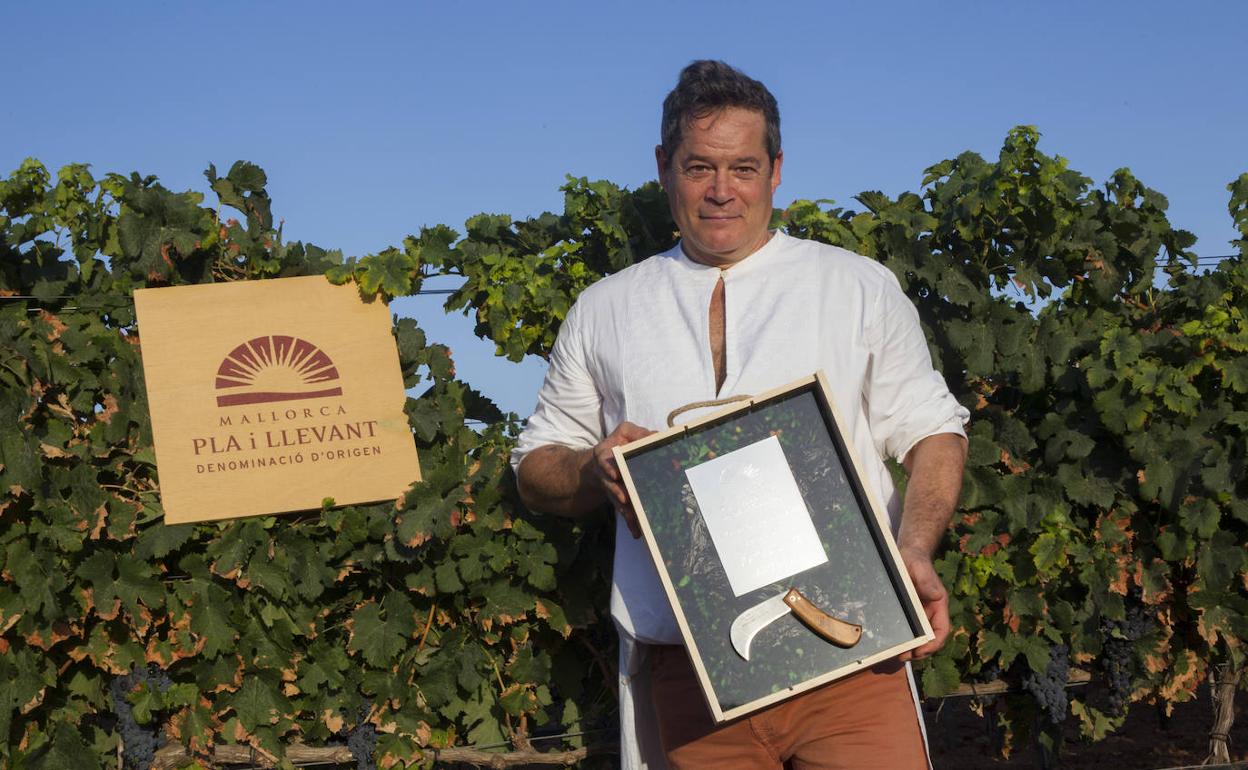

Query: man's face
657,107,783,269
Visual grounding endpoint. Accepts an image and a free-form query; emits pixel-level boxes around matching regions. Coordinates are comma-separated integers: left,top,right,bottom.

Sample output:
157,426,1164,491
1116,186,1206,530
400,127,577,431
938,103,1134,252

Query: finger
905,559,937,587
907,567,947,605
595,452,621,482
601,464,621,484
624,428,654,443
606,482,630,507
905,640,938,660
616,421,654,441
902,632,944,660
915,613,950,659
622,506,642,539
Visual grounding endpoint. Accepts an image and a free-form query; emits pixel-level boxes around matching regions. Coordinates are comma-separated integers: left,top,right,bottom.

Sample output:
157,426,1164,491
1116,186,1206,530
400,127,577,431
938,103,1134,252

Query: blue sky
4,1,1246,416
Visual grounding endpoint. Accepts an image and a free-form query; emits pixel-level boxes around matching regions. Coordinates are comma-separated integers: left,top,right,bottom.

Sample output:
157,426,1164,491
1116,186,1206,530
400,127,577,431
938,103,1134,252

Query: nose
706,170,733,204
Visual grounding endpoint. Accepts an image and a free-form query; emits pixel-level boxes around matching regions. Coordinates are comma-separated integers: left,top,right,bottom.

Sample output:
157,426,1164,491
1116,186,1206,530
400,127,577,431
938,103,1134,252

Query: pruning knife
729,588,863,661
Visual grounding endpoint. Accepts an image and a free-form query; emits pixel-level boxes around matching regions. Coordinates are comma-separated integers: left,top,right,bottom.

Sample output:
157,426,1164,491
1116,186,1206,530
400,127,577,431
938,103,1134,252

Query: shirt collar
673,230,787,278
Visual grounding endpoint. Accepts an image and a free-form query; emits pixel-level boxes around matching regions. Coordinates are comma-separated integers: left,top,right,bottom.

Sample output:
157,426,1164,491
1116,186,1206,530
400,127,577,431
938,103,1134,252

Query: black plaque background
622,385,925,714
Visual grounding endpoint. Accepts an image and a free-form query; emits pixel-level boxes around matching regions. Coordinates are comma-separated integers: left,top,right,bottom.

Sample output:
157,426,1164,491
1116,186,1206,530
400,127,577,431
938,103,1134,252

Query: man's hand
895,432,966,661
515,422,654,536
590,421,654,538
897,548,950,661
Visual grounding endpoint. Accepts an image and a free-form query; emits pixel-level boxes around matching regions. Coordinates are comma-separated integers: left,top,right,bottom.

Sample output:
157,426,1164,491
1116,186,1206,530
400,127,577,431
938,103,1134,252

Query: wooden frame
614,372,933,722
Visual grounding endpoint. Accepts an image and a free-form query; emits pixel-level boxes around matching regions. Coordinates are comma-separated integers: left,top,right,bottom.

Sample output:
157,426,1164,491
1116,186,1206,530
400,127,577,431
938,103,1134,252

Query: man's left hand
894,433,965,662
897,548,949,661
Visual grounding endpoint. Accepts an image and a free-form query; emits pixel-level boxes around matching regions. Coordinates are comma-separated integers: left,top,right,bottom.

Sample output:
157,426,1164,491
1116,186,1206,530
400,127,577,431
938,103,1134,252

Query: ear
655,145,669,189
770,149,784,193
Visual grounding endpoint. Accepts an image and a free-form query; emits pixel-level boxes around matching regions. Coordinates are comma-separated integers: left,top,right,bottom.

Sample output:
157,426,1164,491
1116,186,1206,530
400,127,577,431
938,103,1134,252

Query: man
513,60,968,769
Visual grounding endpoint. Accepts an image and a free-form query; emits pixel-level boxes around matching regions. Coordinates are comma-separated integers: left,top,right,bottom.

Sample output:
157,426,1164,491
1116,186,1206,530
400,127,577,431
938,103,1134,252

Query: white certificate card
684,435,828,596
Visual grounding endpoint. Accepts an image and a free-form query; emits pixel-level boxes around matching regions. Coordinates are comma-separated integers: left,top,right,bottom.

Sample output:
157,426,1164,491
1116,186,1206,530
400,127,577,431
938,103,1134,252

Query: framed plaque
614,372,932,722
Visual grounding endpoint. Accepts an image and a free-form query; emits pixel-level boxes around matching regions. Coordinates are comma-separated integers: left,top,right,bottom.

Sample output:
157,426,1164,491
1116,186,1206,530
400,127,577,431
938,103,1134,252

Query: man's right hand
515,422,654,536
589,421,654,538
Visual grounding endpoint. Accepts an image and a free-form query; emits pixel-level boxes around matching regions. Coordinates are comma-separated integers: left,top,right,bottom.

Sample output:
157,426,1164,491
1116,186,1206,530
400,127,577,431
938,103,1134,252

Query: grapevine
0,142,1245,765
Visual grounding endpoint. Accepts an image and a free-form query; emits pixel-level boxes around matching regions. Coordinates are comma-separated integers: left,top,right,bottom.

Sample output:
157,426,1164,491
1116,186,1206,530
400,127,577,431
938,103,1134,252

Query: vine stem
486,653,517,740
100,482,156,499
577,635,618,702
415,603,437,653
1203,663,1240,765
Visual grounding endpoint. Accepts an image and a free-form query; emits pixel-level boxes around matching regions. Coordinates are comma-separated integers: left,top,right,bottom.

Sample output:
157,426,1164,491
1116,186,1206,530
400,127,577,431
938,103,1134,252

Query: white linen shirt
512,231,969,768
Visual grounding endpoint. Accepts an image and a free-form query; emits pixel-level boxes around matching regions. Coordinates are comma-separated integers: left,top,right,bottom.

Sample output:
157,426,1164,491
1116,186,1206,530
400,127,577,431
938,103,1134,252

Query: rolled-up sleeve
862,275,969,462
511,301,606,474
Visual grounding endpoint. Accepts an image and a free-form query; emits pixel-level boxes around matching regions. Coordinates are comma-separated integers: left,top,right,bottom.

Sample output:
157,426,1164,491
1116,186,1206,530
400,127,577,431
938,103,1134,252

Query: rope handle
666,395,753,428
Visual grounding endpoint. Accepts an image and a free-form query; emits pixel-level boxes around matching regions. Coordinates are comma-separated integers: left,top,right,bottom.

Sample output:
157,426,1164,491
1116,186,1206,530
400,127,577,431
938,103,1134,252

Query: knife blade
730,588,862,661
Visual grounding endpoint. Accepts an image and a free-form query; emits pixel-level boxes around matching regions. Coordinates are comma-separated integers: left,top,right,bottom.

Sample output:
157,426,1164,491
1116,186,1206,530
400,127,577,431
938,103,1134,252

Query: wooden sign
614,372,932,722
134,276,421,524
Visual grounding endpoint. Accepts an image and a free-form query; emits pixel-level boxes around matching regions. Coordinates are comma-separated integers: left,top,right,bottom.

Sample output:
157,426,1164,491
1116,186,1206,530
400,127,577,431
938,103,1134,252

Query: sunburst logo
214,335,342,407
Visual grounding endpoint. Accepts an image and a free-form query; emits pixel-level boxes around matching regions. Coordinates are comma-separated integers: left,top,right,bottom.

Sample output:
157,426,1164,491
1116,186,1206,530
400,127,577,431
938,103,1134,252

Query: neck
685,230,775,270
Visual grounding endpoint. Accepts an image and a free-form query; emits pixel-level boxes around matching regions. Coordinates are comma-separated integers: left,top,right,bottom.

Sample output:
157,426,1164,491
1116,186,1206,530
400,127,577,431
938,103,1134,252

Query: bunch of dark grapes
1100,603,1151,715
346,701,378,770
109,665,171,770
1022,644,1070,725
347,721,378,770
980,659,1002,683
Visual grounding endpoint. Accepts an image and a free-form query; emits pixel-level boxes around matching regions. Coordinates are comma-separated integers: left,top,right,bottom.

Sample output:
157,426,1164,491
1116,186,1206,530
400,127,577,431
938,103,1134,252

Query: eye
683,164,712,178
734,166,760,178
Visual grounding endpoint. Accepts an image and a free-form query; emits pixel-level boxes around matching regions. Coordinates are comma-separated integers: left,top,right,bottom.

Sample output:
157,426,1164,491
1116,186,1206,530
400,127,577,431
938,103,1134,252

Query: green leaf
128,681,162,725
1179,498,1220,538
229,674,286,732
376,733,422,767
462,682,506,747
481,582,533,622
226,160,267,191
1140,461,1177,507
418,657,461,712
354,248,418,299
1219,356,1248,392
506,647,550,684
1070,699,1120,741
1056,462,1115,507
348,592,417,667
1197,532,1246,591
134,523,195,560
6,541,65,615
285,538,335,602
498,684,535,716
918,654,961,697
434,561,464,593
245,552,294,600
1031,532,1067,573
26,723,102,770
188,579,236,658
523,558,556,591
1017,635,1053,674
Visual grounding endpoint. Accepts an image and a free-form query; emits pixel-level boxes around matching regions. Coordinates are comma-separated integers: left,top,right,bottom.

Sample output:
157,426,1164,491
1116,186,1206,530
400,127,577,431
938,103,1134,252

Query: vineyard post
1204,663,1241,764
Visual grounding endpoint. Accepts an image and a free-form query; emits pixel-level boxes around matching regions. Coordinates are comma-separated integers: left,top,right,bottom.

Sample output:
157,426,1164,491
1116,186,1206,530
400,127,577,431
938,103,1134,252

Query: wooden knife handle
784,588,863,648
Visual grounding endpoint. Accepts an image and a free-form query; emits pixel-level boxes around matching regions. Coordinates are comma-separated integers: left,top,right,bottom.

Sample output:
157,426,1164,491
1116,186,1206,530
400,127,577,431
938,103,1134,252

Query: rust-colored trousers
648,646,929,770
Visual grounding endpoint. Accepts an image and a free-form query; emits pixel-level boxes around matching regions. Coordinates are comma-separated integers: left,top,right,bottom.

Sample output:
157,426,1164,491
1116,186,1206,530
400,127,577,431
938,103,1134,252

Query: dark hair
660,60,781,167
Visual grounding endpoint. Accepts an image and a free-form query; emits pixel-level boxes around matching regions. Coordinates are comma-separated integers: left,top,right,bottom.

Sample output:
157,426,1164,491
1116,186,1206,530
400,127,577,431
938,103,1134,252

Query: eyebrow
681,154,764,165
